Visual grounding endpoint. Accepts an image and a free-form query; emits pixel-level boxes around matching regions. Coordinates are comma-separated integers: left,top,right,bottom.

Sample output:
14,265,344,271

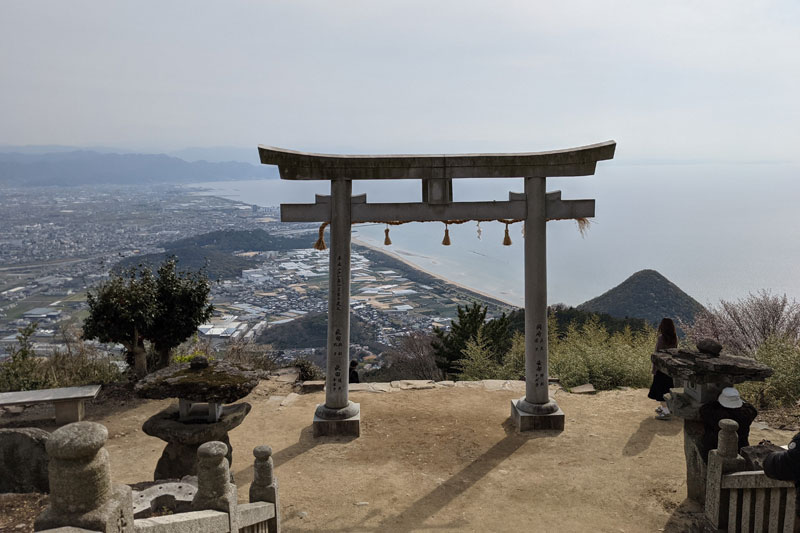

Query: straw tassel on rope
384,225,392,246
313,222,329,250
576,217,591,237
441,223,451,246
502,223,512,246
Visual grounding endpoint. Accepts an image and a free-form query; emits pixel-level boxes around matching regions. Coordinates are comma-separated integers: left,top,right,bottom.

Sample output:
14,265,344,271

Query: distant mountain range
577,269,705,327
0,150,278,187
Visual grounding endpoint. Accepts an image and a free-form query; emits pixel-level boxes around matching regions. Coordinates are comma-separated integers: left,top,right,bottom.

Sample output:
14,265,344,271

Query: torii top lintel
258,141,616,180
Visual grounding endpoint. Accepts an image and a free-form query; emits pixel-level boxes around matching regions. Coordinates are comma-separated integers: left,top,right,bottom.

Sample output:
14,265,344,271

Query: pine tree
456,329,500,381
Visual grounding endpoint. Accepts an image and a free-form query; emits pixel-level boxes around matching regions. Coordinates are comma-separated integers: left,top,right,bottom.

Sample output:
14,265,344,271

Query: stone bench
0,384,101,424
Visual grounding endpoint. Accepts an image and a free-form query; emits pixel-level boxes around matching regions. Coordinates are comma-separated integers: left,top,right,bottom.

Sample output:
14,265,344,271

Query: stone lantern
652,340,772,504
135,357,259,480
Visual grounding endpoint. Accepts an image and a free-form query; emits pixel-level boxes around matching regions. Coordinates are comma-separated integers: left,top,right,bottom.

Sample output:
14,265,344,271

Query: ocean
187,160,800,308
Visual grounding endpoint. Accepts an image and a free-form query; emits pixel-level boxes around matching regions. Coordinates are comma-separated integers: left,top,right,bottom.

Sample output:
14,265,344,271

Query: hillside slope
577,269,705,326
0,150,277,186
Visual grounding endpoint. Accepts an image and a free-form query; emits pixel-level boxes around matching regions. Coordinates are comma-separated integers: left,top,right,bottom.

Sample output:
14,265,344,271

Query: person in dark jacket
349,359,360,384
699,387,757,462
763,432,800,520
648,318,679,420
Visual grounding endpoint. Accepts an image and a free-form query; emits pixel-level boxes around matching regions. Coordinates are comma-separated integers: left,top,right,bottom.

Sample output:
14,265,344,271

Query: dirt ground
1,380,798,533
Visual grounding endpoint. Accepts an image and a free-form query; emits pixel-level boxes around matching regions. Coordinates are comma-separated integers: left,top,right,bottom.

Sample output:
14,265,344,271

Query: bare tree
682,290,800,356
385,331,443,381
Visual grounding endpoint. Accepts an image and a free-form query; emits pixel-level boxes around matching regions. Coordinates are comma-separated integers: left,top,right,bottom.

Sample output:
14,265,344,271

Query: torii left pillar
313,178,360,437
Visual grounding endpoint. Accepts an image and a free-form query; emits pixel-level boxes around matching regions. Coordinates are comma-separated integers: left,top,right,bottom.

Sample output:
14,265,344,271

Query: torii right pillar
511,176,564,431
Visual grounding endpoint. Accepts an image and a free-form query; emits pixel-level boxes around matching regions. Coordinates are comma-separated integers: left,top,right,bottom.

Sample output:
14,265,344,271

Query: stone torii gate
258,141,616,437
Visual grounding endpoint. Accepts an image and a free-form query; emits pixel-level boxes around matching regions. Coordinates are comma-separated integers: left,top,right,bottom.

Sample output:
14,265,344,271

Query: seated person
699,387,757,462
763,432,800,521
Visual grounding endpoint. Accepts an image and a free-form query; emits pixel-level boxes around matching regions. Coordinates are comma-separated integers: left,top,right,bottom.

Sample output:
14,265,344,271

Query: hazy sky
2,2,799,305
2,1,799,161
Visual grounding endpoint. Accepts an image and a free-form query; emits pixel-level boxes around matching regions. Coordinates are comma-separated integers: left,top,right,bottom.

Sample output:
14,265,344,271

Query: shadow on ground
234,424,356,485
662,498,705,532
361,418,561,532
623,415,683,456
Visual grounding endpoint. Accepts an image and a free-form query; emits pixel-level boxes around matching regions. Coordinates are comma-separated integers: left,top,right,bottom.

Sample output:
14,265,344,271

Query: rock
0,427,50,493
355,501,369,506
298,511,308,519
5,405,25,415
135,360,259,404
190,356,210,369
368,383,393,393
570,384,596,394
482,380,517,391
300,380,325,393
280,393,299,407
276,368,300,383
349,383,371,392
697,339,723,356
391,380,436,390
436,381,455,387
454,381,484,389
266,395,286,407
740,443,783,471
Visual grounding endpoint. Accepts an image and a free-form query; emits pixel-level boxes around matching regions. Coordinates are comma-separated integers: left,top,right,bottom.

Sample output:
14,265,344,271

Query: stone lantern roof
651,348,772,385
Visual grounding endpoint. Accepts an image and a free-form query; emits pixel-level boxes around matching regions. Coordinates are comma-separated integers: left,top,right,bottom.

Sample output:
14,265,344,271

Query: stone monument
135,357,258,480
258,141,616,435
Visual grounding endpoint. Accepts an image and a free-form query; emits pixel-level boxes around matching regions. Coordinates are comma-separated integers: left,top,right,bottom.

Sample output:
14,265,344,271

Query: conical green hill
577,269,705,326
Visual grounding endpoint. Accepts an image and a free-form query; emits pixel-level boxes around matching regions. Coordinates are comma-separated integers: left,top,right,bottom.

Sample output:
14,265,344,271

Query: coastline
192,188,520,309
352,236,519,309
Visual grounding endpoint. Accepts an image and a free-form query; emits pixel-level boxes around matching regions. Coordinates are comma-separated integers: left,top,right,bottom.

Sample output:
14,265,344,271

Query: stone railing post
191,441,239,532
250,445,280,533
34,421,133,532
704,419,746,530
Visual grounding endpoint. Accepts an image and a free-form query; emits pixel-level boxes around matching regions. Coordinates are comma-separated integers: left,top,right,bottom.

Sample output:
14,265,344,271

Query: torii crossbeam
258,141,616,436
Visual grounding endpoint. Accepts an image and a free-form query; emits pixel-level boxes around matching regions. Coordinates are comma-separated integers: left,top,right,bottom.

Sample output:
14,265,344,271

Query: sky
1,1,799,305
2,1,799,161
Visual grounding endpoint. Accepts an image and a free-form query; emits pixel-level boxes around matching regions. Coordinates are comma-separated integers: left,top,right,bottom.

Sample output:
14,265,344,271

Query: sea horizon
187,161,800,309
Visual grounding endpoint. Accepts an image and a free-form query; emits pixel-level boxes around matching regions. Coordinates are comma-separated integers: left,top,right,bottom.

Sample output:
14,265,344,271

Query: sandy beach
352,236,520,308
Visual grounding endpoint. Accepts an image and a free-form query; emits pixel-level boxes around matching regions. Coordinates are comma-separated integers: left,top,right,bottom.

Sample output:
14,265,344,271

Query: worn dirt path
2,382,795,533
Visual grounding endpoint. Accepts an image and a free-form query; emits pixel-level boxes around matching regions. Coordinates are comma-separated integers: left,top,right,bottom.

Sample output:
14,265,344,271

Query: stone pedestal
34,421,133,532
510,398,565,432
313,402,360,437
142,402,250,480
682,419,707,504
192,441,238,533
250,445,280,533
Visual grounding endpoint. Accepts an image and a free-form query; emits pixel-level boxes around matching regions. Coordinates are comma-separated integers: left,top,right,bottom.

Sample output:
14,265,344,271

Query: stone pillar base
313,403,360,437
35,483,133,532
510,399,565,432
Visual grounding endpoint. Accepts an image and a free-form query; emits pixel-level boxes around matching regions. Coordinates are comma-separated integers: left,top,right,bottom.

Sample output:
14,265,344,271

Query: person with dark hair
349,359,360,384
699,387,757,461
648,318,679,420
